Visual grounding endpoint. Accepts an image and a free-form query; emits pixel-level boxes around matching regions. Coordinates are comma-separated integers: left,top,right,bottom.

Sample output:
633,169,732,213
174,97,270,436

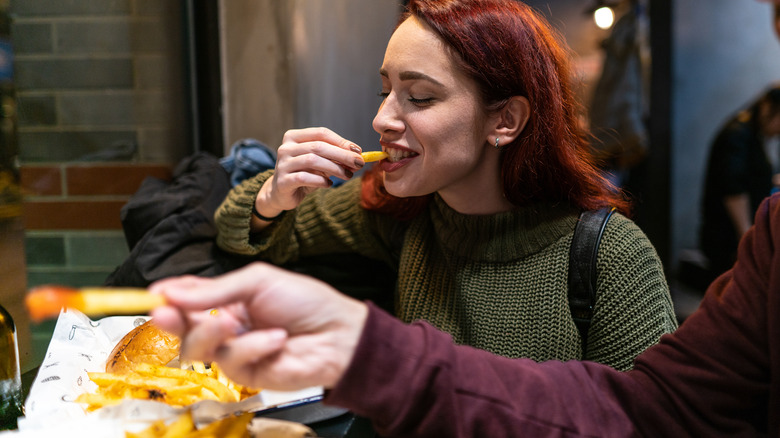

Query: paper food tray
19,309,323,432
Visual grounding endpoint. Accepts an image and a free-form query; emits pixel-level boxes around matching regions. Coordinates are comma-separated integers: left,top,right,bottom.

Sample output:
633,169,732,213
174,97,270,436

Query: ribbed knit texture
215,171,678,371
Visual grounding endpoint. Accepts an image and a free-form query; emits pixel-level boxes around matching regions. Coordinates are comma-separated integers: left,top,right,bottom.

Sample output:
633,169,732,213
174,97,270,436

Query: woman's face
372,16,504,212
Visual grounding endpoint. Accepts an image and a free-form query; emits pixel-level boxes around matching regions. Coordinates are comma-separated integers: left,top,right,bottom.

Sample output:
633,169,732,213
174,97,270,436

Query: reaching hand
149,262,368,391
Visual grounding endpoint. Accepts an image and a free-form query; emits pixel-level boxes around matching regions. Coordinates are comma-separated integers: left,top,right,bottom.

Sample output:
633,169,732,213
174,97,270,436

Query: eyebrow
379,68,444,87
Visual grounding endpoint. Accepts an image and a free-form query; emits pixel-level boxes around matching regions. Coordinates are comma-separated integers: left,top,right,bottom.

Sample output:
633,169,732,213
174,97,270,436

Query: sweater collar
428,194,579,262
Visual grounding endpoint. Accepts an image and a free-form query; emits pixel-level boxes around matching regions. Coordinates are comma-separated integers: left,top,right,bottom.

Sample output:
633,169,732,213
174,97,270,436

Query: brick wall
10,0,190,288
12,0,188,163
20,162,171,287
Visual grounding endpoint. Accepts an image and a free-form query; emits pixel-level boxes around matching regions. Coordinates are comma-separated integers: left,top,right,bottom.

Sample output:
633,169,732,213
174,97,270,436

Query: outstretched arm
150,262,367,390
150,262,639,437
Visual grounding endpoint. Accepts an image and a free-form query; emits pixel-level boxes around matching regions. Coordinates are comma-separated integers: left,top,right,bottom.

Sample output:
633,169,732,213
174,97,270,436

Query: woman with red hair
215,0,676,371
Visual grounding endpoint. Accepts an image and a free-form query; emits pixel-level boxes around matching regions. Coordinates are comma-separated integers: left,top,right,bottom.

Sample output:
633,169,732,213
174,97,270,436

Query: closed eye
377,91,434,106
408,96,434,105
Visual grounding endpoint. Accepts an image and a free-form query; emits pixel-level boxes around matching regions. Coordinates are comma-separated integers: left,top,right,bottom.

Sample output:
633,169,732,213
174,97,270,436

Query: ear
487,96,530,148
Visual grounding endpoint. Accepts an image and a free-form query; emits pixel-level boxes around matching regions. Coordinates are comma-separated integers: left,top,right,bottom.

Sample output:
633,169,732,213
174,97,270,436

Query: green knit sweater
215,171,678,371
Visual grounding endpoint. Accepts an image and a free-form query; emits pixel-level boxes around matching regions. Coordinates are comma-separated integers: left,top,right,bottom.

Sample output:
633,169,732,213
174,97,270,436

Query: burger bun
106,319,180,373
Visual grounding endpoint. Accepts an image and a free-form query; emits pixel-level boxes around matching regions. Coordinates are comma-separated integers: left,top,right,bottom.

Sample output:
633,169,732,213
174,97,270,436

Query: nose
372,93,404,136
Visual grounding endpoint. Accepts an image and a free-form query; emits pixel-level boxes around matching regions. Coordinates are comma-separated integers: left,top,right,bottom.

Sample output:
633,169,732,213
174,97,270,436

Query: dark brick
11,23,53,54
134,0,172,17
15,58,133,90
131,20,169,52
18,131,138,162
10,0,131,17
23,200,126,230
135,55,166,89
19,165,62,195
26,269,117,288
68,234,128,267
17,95,57,126
66,163,172,195
56,21,131,54
59,93,134,126
24,235,65,265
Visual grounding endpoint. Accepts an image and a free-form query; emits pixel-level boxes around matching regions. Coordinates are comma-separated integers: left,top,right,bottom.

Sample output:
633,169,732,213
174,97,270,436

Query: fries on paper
126,411,315,438
361,150,388,162
125,410,250,438
25,285,165,322
75,361,259,412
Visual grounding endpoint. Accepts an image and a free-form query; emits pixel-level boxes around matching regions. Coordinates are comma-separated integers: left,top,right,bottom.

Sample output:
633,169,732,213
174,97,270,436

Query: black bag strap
568,207,615,357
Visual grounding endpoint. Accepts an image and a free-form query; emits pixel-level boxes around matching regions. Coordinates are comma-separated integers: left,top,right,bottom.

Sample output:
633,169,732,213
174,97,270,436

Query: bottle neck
0,304,22,431
0,305,20,382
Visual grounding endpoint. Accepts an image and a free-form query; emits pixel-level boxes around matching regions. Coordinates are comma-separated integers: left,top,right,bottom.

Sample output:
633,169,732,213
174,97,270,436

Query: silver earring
494,137,500,149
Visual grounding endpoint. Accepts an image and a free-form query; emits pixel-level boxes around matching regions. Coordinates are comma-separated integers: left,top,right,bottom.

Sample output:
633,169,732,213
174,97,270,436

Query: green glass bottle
0,303,22,430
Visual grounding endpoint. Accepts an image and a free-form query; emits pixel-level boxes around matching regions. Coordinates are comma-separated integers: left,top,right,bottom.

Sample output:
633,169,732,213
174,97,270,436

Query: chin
383,180,425,199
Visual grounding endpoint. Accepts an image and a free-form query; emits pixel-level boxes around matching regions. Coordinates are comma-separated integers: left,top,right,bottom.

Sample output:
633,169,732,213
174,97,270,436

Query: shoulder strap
568,207,615,357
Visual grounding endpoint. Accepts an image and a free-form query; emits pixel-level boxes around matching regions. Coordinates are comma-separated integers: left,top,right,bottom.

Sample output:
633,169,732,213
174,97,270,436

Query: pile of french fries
75,360,259,411
126,410,253,438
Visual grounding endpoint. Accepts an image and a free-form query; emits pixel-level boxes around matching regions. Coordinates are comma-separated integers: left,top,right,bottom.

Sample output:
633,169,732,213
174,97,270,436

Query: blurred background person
699,84,780,281
588,0,649,188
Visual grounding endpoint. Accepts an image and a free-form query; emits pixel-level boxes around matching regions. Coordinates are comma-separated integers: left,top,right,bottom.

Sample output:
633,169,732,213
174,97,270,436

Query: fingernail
354,158,365,169
349,144,362,154
345,169,353,178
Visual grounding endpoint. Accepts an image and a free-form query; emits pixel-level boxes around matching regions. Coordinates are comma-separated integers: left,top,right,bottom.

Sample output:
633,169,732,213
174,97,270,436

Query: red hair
361,0,630,219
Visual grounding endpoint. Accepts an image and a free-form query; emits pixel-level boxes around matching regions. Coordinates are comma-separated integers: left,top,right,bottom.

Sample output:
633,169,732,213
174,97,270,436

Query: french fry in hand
25,285,166,322
361,150,388,162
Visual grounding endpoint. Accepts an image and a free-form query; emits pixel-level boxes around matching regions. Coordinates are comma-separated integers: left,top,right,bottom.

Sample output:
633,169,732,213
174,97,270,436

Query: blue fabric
220,138,277,187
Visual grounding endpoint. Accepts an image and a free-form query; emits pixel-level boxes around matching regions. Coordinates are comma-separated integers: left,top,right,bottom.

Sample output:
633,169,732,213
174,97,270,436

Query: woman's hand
149,262,368,391
254,128,366,219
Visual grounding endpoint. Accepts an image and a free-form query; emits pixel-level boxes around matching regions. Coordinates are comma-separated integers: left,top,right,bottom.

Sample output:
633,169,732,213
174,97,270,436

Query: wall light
593,6,615,29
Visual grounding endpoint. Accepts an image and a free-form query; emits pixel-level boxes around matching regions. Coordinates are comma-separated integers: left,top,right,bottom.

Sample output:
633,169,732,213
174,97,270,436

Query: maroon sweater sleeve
621,192,778,436
325,302,639,437
326,194,780,437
